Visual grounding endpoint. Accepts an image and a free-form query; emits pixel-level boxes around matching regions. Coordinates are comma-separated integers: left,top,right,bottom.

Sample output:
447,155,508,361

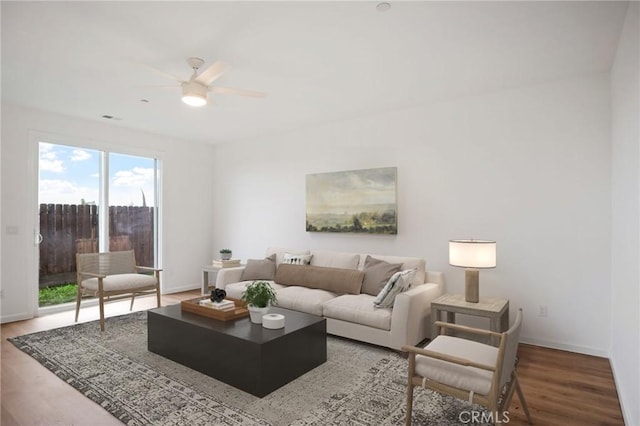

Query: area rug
9,311,487,425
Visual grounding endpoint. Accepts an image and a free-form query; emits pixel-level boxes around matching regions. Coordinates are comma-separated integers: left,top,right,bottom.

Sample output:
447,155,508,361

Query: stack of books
199,299,236,311
212,259,241,268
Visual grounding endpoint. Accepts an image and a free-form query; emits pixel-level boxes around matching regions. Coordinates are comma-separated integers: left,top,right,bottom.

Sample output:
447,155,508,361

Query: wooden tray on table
180,297,249,321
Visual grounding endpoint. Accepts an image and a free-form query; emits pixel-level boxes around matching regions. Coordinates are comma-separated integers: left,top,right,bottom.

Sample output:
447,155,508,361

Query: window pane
108,152,156,267
38,143,100,307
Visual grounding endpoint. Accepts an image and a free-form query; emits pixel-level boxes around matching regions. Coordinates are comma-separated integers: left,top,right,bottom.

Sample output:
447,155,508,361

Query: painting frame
306,167,397,234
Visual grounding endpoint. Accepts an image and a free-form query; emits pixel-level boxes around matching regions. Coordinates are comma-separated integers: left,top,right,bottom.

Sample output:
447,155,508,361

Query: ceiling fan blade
195,61,229,86
139,63,184,83
210,86,267,98
137,85,180,89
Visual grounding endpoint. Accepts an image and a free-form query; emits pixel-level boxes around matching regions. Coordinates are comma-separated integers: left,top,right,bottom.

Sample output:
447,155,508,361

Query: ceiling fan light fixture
182,94,207,107
181,81,207,107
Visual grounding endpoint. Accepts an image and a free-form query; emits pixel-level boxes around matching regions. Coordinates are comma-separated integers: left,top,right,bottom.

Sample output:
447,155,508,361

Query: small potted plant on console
219,248,232,260
241,280,277,324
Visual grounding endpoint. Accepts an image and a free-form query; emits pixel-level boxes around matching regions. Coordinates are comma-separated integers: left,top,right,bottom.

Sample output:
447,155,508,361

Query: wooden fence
39,204,154,278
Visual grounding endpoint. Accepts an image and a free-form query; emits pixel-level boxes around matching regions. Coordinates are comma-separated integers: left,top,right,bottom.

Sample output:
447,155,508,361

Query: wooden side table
201,265,222,295
431,293,509,346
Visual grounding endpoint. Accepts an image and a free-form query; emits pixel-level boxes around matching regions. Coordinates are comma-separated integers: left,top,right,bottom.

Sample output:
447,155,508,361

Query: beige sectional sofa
216,247,444,351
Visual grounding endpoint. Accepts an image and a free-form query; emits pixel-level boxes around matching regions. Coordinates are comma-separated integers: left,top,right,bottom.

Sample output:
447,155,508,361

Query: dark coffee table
147,304,327,397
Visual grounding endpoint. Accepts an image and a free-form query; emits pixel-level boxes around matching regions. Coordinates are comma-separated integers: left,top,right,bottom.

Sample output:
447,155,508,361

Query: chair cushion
274,286,337,316
322,294,392,330
415,335,499,395
82,273,157,292
224,280,286,300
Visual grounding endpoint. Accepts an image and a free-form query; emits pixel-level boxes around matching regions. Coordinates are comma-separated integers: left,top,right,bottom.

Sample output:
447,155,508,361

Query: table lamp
449,239,496,303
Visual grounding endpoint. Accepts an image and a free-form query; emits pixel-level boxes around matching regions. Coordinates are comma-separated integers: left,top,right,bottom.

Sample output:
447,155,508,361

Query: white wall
610,3,640,425
212,74,613,356
0,104,215,322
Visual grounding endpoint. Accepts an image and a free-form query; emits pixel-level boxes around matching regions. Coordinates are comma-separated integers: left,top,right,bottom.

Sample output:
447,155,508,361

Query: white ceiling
1,1,629,143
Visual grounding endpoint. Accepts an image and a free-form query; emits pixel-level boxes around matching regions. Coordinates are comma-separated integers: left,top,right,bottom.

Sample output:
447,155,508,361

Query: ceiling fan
145,57,266,107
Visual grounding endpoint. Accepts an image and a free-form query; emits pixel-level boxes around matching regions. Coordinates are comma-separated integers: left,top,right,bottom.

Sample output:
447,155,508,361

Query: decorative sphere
211,288,226,303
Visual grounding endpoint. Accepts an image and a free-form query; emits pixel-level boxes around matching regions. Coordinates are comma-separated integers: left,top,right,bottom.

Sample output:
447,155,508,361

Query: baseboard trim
520,335,609,358
163,283,200,294
609,354,637,426
1,311,34,324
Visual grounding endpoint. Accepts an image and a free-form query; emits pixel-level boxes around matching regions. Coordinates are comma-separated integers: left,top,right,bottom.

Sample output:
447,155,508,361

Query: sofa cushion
240,254,276,281
265,247,310,266
275,286,337,316
82,273,157,292
275,264,364,295
374,268,416,308
361,255,403,296
323,294,392,331
224,280,286,300
359,254,425,286
311,249,360,270
282,252,313,265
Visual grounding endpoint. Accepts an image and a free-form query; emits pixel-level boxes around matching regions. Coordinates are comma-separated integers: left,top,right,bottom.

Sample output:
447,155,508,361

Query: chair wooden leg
74,286,82,322
130,294,135,311
99,294,106,332
406,353,416,426
514,374,532,424
501,378,518,413
156,285,161,307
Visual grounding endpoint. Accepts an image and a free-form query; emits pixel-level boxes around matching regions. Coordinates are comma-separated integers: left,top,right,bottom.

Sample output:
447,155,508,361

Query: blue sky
39,143,155,206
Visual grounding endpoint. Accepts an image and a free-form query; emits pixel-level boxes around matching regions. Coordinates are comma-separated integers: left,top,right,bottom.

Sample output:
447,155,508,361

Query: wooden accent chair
75,250,161,331
402,308,532,425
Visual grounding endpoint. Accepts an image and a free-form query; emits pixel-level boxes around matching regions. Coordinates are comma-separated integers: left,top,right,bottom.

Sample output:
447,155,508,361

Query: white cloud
40,159,65,173
70,149,91,162
39,143,65,173
112,167,154,187
109,167,155,206
39,179,97,205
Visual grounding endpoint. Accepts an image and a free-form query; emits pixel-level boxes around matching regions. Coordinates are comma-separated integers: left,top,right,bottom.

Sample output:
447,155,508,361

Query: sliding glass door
37,142,159,308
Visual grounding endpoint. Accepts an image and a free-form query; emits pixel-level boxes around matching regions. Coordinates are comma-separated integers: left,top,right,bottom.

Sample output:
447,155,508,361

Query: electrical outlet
538,305,548,317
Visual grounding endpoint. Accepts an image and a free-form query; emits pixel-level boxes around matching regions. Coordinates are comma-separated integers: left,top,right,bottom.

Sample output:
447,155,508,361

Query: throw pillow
374,268,417,309
275,264,364,295
240,254,276,281
361,255,403,296
282,252,312,265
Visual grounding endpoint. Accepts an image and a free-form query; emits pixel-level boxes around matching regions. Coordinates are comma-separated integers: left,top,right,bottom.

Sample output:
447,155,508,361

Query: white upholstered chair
402,308,532,425
75,250,161,331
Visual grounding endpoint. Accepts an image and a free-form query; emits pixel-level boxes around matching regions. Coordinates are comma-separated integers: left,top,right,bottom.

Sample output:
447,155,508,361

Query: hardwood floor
509,344,623,425
1,290,625,425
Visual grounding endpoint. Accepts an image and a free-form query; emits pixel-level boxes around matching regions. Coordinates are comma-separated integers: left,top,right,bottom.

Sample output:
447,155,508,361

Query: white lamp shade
181,81,207,107
449,239,496,269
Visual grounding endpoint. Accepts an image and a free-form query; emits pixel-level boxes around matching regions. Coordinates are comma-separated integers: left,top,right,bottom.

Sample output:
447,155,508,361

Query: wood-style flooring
1,290,625,425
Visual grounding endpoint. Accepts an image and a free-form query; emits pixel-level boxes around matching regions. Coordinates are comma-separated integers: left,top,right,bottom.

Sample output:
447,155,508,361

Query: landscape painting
306,167,397,234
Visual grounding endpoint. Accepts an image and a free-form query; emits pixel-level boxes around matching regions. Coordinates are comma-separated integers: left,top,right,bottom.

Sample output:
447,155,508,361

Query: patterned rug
9,311,487,425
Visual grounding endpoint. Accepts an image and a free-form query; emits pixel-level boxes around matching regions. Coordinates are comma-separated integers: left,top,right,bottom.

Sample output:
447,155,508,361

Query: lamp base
465,269,479,303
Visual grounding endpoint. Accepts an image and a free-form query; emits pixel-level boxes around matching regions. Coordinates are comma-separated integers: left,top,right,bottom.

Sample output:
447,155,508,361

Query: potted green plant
241,280,277,324
219,248,232,260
